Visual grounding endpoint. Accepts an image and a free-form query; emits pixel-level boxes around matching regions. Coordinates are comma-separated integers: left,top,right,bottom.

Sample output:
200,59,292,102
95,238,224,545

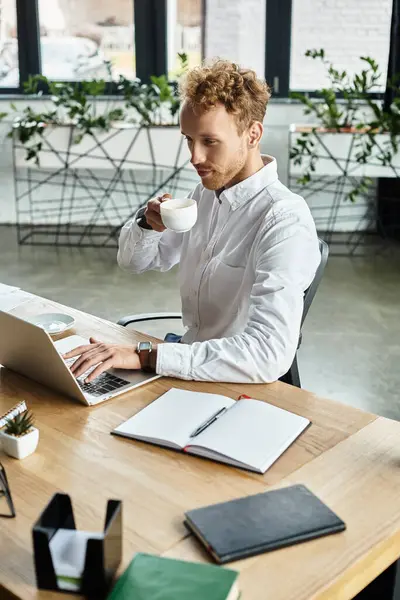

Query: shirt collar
216,155,278,211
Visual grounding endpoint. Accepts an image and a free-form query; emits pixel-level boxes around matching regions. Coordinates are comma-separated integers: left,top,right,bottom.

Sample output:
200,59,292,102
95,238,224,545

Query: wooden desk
1,296,400,600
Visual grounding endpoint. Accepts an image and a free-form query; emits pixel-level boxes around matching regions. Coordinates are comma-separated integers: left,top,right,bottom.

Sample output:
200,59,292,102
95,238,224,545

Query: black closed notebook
184,484,346,564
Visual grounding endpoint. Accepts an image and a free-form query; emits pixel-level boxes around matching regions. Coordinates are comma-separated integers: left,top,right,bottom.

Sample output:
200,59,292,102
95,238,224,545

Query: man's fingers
147,193,172,214
145,208,163,225
70,349,99,373
145,211,166,232
147,198,162,214
85,359,114,383
145,193,171,233
73,350,112,378
160,193,172,201
72,351,108,377
147,221,166,233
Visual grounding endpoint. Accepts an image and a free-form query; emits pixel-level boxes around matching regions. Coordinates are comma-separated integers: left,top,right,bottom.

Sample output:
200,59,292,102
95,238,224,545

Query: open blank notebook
112,388,310,473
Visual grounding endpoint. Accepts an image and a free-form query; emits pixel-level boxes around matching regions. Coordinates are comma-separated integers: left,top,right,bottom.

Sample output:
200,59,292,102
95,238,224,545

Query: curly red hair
179,59,271,132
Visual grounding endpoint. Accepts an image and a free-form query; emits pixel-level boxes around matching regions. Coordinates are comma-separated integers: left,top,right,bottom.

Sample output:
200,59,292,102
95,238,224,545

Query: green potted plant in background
0,410,39,459
9,52,189,170
289,49,400,202
111,52,189,171
7,53,192,248
117,52,188,126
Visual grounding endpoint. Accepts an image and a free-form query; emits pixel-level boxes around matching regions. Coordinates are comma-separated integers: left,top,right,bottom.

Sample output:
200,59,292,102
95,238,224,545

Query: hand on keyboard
63,337,141,383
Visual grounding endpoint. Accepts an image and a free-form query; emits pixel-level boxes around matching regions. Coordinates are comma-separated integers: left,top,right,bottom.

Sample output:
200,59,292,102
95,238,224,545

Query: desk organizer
32,493,122,598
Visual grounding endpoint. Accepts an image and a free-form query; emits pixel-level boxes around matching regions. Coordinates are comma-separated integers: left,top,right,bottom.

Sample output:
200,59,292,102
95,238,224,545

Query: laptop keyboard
77,372,130,397
64,357,130,397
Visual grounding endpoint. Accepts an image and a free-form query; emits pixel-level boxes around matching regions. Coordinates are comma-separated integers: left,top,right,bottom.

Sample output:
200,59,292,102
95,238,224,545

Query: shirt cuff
132,213,164,245
156,343,192,380
136,206,153,230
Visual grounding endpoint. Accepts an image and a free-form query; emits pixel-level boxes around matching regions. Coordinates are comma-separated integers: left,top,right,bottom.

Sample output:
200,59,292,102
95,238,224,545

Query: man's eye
204,139,216,145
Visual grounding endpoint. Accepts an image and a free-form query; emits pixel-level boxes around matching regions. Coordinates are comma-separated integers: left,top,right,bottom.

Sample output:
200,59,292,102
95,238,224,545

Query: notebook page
113,388,235,449
0,398,27,428
189,399,309,472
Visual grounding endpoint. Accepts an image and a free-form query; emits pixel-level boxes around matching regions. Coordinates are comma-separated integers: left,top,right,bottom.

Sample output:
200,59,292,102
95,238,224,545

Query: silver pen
189,407,227,438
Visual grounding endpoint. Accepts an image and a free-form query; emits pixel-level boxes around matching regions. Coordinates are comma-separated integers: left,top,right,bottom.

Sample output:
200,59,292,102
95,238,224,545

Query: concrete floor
1,225,400,420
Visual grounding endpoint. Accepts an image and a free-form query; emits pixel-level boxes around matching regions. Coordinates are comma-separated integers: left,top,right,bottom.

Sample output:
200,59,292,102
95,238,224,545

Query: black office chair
118,238,329,388
279,238,329,387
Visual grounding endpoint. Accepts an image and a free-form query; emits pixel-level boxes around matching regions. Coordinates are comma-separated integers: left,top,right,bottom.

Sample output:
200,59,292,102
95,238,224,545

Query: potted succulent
0,411,39,459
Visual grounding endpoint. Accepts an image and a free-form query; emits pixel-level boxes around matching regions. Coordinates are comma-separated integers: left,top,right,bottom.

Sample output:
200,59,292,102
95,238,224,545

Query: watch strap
136,207,153,230
137,342,155,373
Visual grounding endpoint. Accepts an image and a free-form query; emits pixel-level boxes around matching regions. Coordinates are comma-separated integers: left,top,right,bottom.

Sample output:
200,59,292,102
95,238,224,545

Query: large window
167,0,203,77
7,0,392,98
38,0,135,82
290,0,393,92
0,0,18,88
265,0,394,97
0,0,204,93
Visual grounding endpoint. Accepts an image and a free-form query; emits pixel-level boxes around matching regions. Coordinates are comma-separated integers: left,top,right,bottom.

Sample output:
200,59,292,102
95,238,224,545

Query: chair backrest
301,238,329,328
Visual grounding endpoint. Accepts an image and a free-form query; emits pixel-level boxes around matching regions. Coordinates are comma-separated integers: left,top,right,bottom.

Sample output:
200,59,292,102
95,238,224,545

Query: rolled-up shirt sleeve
118,186,201,274
156,213,320,383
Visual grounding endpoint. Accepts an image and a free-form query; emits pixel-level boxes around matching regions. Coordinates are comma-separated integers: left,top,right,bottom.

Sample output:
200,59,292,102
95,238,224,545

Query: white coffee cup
160,198,198,232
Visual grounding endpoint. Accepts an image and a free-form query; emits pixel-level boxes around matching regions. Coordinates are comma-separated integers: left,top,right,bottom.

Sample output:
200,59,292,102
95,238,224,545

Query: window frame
264,0,292,99
265,0,390,100
1,0,168,94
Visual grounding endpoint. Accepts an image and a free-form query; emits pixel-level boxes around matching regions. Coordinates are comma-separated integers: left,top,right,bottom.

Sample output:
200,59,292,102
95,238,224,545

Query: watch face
138,341,152,352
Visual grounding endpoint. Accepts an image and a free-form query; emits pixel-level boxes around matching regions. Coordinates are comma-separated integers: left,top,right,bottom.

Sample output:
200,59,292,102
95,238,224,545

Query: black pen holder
32,493,122,598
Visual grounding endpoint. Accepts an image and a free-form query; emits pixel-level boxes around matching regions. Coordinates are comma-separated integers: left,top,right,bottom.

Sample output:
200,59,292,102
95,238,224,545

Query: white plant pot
0,427,39,459
14,124,190,171
290,125,400,178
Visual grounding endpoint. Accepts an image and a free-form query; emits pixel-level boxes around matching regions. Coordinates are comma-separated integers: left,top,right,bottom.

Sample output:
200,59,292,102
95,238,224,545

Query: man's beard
201,151,247,191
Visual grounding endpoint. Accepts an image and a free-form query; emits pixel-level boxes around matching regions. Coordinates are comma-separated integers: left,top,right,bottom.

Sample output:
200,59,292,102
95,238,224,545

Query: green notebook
107,553,239,600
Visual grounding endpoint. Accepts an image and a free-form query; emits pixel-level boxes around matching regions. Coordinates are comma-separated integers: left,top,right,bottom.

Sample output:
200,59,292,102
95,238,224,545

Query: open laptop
0,311,160,406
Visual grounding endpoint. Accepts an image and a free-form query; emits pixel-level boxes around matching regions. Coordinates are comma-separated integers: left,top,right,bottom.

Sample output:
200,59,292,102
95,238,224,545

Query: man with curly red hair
66,60,320,385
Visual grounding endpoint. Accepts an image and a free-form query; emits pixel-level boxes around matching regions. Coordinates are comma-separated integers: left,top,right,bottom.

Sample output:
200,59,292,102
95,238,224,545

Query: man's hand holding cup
144,193,172,232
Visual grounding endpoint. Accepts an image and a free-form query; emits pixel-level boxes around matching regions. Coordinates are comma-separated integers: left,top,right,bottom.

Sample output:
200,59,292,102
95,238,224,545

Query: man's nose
190,143,206,166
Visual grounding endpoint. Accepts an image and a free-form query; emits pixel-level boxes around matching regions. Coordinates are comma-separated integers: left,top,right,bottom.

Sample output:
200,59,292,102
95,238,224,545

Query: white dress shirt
118,155,320,383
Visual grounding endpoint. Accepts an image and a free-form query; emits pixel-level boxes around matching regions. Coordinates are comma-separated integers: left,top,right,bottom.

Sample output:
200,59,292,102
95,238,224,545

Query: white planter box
13,124,190,171
0,427,39,459
290,125,400,178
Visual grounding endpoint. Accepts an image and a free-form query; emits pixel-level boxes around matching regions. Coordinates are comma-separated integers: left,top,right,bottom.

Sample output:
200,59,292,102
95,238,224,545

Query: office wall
290,0,392,91
204,0,266,77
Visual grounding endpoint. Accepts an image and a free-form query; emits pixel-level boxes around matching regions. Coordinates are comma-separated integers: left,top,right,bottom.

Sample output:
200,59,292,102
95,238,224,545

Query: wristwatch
136,207,152,230
136,341,154,372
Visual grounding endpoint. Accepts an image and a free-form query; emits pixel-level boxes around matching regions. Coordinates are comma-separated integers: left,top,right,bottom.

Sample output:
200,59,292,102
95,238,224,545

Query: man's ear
248,121,263,148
